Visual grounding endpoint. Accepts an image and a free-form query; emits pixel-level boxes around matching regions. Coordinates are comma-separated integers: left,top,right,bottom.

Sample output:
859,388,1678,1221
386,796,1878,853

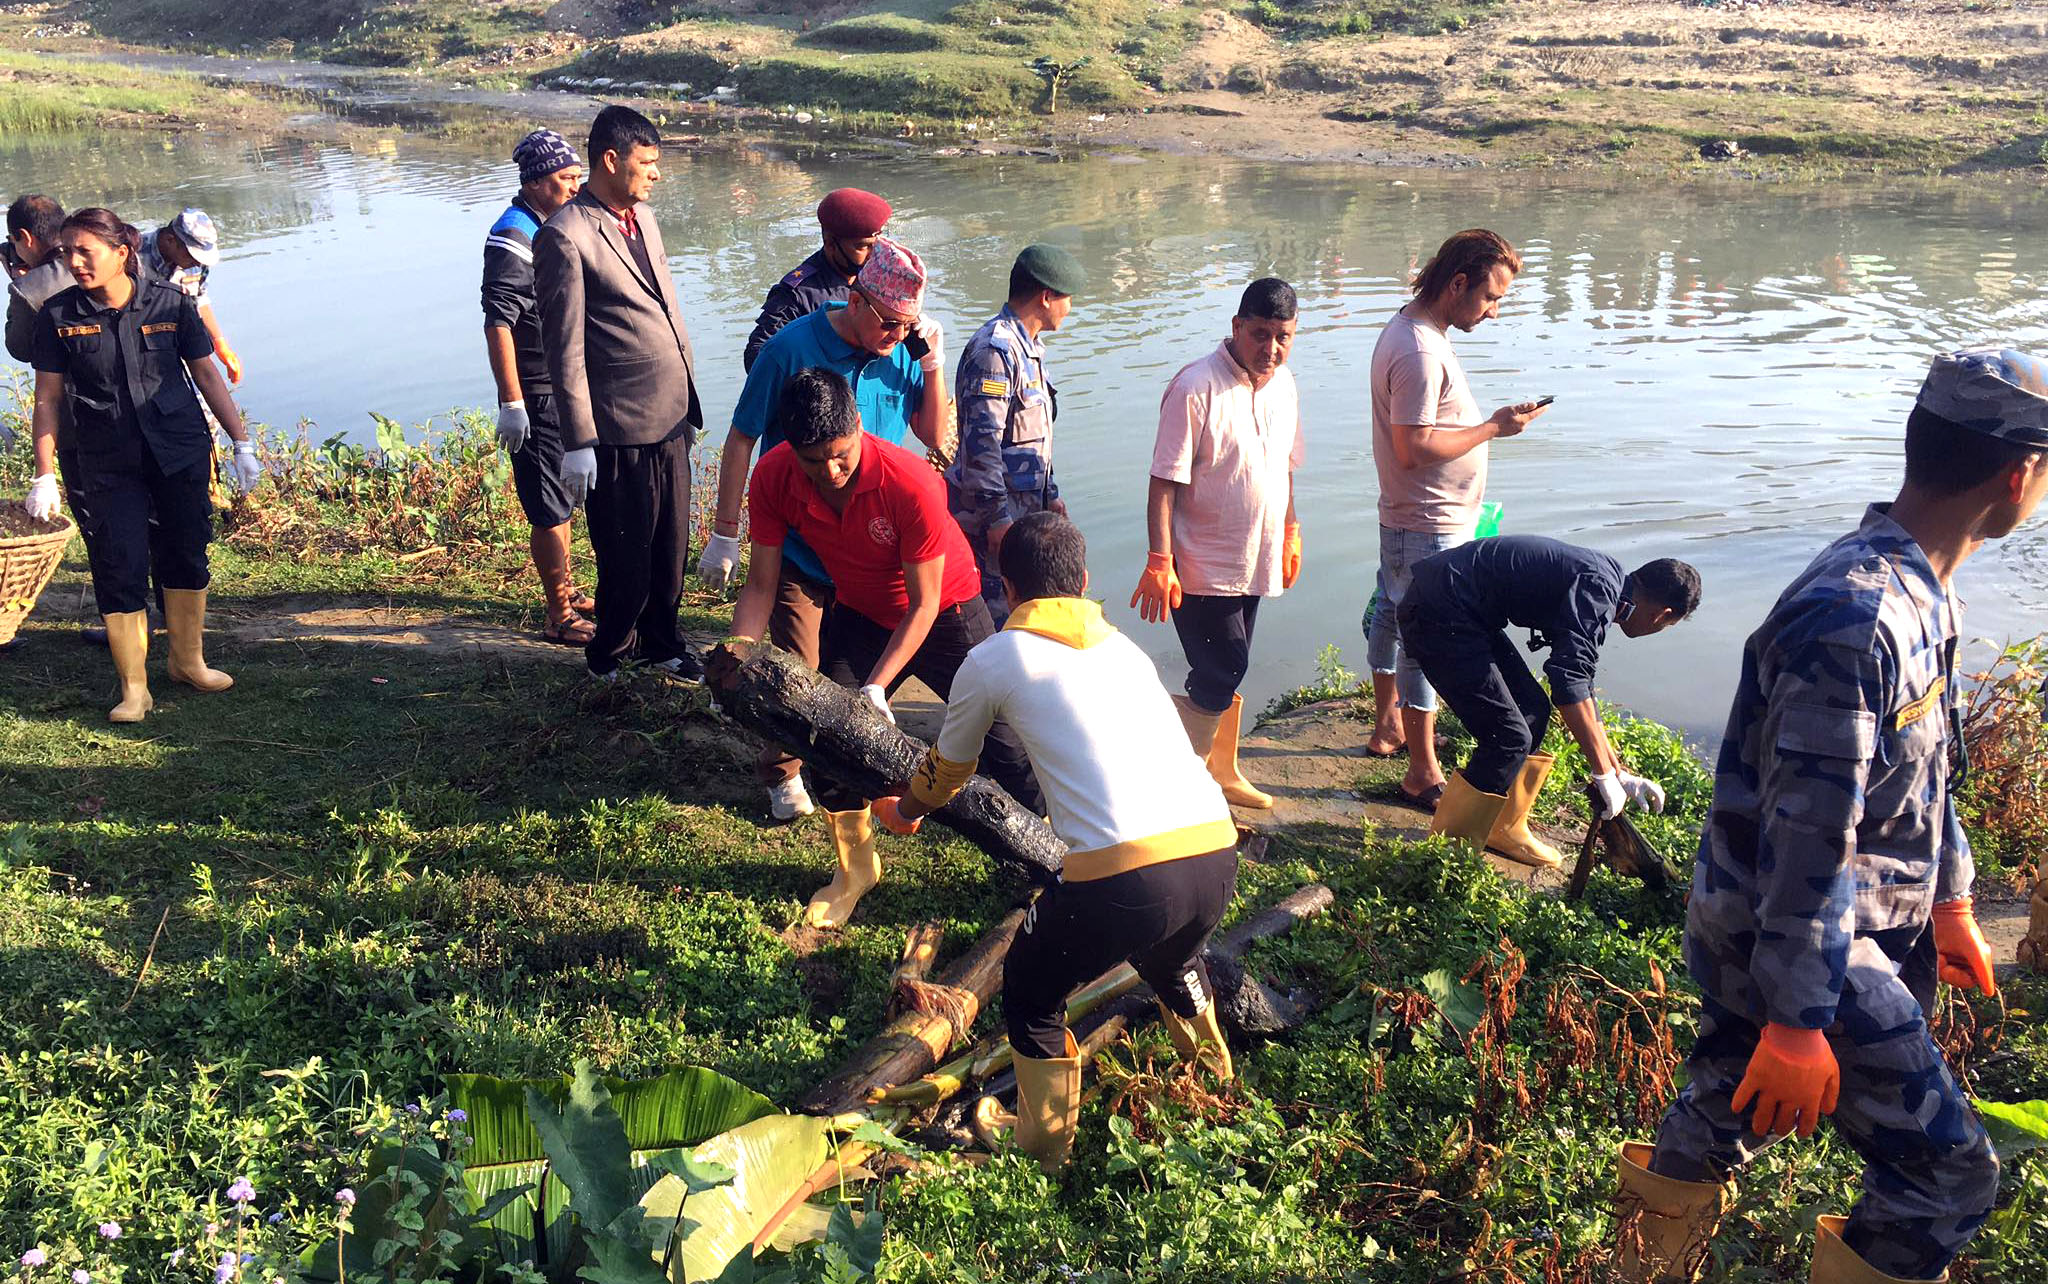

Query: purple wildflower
71,1270,90,1284
225,1178,256,1205
446,1109,467,1124
169,1249,185,1266
96,1223,120,1240
333,1189,356,1207
214,1251,236,1283
21,1248,47,1268
264,1213,282,1226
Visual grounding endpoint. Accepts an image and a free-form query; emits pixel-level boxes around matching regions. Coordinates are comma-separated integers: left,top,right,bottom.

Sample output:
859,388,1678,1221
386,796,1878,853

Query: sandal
568,588,597,617
1363,742,1407,759
1397,782,1446,812
541,610,596,646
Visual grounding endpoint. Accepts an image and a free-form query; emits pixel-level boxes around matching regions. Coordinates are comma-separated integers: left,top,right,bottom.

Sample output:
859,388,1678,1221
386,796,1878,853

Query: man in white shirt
878,512,1239,1171
1366,228,1546,829
1130,278,1306,810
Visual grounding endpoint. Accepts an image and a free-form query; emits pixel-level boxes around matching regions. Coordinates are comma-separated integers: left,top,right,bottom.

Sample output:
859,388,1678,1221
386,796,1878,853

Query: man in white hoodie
876,511,1240,1171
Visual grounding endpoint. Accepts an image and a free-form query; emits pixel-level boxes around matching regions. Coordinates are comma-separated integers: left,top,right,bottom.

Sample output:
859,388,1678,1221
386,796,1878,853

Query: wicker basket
0,510,76,645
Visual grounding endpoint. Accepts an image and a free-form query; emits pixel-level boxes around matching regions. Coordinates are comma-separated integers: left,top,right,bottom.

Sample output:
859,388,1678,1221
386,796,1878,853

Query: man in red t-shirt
733,368,1043,928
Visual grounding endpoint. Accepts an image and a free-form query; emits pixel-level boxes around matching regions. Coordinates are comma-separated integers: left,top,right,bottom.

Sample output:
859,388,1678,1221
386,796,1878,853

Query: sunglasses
858,291,915,334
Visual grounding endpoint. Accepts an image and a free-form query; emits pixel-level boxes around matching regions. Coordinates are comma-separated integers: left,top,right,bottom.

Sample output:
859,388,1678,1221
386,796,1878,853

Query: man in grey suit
536,104,705,679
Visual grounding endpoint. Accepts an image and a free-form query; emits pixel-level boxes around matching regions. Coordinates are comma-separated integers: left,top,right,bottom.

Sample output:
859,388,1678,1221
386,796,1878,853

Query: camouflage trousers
1651,937,1999,1278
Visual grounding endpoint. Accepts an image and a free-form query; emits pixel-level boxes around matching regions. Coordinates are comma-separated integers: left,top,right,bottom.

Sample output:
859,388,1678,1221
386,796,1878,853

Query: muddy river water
4,123,2044,741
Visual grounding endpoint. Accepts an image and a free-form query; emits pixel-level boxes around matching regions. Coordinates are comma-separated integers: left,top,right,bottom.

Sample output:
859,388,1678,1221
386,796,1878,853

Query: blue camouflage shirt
1686,504,1971,1031
741,248,854,372
946,305,1058,536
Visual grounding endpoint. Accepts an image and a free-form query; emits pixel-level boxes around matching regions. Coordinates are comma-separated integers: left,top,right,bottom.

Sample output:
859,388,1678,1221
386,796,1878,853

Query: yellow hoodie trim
1062,818,1240,883
1003,597,1117,650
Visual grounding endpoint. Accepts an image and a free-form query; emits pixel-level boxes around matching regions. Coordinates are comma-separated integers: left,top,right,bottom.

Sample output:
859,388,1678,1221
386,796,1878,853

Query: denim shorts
1363,524,1469,713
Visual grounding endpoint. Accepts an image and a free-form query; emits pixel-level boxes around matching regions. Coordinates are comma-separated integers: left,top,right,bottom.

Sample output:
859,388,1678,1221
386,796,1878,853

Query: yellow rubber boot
1613,1141,1729,1283
974,1030,1083,1172
2017,870,2048,972
1208,695,1274,809
1811,1214,1945,1284
103,610,154,724
1158,1000,1234,1081
163,588,234,692
1430,772,1508,850
1488,751,1563,868
1171,693,1221,757
805,807,881,929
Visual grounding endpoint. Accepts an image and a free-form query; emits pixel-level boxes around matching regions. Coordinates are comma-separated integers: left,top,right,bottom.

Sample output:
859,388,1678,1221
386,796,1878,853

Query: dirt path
187,597,2039,979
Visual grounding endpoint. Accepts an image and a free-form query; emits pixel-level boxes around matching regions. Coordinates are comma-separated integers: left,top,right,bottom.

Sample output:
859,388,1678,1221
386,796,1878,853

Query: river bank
6,1,2048,177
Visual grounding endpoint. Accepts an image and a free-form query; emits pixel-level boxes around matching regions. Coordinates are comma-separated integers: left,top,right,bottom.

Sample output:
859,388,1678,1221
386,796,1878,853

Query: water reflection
5,129,2045,740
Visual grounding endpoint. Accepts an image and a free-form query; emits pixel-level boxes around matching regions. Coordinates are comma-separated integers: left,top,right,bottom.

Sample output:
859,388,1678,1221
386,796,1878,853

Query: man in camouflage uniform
1617,349,2048,1284
947,243,1084,625
740,187,890,372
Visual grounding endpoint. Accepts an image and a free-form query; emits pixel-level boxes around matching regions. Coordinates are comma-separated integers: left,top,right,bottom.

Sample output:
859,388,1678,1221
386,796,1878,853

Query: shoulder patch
978,378,1010,398
1895,675,1946,730
781,267,807,286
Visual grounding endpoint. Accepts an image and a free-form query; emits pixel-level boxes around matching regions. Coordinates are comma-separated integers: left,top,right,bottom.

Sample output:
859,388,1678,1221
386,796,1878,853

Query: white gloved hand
496,402,530,454
230,441,261,494
912,314,944,373
24,472,60,522
698,531,742,593
1590,772,1626,821
561,446,597,507
860,683,895,725
1617,771,1667,814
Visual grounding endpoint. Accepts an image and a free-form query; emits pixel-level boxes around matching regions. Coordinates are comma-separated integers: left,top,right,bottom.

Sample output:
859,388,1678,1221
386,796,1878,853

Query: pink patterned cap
854,237,925,316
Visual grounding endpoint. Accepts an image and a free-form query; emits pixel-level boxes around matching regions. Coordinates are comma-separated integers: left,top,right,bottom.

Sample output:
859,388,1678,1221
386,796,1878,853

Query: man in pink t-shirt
1366,229,1547,819
1131,278,1305,810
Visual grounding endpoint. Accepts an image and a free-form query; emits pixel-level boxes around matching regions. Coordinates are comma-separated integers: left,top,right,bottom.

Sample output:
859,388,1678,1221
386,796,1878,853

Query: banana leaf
639,1114,834,1283
450,1066,781,1272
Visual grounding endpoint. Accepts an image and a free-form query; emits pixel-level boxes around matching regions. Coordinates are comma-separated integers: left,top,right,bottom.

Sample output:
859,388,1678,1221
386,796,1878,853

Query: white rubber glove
1590,772,1626,821
24,472,59,522
496,402,530,453
912,314,944,374
860,683,895,725
561,446,597,507
1618,771,1667,814
230,441,261,494
698,531,742,593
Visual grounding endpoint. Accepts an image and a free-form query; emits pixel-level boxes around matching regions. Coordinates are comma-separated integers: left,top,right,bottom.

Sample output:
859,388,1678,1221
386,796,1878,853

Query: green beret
1014,242,1085,297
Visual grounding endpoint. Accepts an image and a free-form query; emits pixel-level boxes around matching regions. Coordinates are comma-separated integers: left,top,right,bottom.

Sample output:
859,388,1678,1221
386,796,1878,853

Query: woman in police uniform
22,208,258,722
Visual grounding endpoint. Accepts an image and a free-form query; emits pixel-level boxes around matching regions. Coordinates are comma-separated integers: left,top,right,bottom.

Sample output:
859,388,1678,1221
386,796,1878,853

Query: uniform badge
1895,675,1946,730
979,378,1009,397
57,324,101,338
141,323,178,335
867,516,898,545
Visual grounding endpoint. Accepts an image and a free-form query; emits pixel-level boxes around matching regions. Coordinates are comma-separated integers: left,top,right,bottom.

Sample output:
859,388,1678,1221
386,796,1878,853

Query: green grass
0,49,276,131
74,0,553,65
2,386,2043,1277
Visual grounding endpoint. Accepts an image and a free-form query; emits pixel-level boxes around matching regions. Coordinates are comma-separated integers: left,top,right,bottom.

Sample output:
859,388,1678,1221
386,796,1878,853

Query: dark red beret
817,188,891,238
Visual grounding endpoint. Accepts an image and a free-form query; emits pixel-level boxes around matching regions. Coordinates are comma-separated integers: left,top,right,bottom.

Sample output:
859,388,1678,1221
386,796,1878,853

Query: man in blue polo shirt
702,237,950,820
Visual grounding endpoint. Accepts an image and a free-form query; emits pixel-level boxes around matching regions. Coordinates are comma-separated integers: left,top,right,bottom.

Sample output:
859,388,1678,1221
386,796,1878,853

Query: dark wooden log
1567,785,1674,901
707,639,1064,886
799,907,1027,1115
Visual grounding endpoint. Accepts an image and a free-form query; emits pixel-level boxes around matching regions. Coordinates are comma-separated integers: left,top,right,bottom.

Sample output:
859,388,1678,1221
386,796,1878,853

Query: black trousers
1171,593,1260,714
1398,597,1551,795
68,449,211,617
1005,847,1239,1059
586,434,690,674
819,597,1043,814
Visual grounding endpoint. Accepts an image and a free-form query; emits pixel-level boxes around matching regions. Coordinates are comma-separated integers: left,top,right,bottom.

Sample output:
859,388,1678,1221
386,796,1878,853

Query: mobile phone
1534,395,1556,407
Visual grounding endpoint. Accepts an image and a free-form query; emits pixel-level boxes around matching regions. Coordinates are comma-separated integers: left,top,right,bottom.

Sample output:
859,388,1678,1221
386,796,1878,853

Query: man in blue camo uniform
947,244,1084,625
1617,349,2048,1284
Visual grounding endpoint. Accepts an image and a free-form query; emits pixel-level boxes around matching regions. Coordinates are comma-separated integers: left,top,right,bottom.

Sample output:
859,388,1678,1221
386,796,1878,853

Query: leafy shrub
1956,636,2048,881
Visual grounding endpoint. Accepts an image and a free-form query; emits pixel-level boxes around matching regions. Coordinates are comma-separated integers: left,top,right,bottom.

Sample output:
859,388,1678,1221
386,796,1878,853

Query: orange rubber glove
216,342,243,386
1281,522,1302,589
1933,897,1997,996
1130,551,1182,623
1730,1023,1839,1138
872,796,922,836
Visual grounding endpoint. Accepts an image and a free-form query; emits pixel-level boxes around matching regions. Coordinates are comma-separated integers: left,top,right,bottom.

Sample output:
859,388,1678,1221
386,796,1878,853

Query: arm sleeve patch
908,747,978,809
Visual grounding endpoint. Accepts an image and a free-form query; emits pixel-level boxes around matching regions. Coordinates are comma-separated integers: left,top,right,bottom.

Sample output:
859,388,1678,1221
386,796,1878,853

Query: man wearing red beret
740,186,891,372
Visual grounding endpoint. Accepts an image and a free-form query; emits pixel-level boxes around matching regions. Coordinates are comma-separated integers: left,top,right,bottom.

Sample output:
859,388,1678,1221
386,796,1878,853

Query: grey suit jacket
534,188,702,450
